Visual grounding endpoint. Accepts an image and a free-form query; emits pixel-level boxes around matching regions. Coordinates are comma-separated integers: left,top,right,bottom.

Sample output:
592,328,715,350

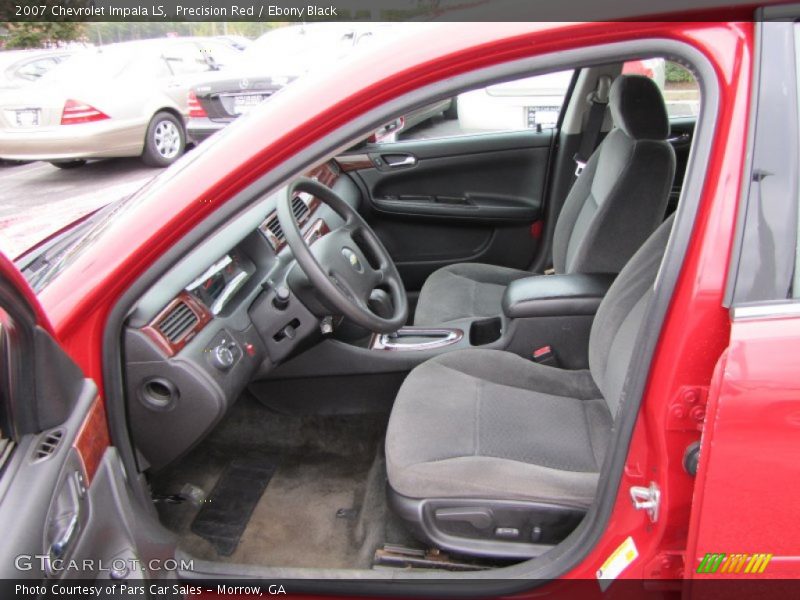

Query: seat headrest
609,75,669,140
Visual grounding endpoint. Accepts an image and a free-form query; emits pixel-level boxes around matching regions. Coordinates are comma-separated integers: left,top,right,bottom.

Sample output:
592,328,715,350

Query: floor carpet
152,393,403,569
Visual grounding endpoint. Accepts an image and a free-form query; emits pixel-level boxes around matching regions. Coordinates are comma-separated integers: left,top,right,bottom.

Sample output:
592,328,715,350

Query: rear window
41,47,132,82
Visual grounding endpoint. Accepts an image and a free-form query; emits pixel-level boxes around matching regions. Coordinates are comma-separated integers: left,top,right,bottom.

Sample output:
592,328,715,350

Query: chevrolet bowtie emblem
342,248,363,272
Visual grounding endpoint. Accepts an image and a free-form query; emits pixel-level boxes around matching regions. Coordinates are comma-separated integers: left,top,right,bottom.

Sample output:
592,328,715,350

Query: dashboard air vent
33,429,63,462
291,196,310,222
265,215,285,245
157,300,198,343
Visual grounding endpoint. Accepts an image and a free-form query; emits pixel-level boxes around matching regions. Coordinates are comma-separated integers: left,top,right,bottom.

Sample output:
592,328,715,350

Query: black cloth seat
387,216,674,508
414,75,675,326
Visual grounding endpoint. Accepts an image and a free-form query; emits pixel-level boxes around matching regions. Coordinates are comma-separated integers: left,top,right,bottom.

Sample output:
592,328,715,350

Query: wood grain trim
335,154,373,172
309,161,340,187
303,218,330,246
141,291,212,357
74,397,110,485
262,161,341,252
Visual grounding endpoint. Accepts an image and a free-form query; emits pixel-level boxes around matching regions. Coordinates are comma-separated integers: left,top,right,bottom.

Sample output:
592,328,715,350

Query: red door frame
20,21,753,586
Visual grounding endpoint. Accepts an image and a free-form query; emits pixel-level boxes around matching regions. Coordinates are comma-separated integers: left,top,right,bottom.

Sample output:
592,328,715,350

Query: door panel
342,130,553,290
0,254,164,585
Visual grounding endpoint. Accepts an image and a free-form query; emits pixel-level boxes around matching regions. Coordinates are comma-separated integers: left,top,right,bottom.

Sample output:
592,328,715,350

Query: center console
265,272,616,384
365,274,615,367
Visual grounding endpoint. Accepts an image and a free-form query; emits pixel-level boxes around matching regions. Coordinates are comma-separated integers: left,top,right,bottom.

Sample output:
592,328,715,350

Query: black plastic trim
389,489,586,560
502,273,615,319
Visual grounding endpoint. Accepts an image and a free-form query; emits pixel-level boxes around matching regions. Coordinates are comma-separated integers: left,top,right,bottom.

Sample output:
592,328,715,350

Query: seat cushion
386,349,612,508
414,263,531,326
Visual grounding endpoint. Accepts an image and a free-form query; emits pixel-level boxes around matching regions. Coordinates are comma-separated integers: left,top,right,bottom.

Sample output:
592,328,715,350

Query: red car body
2,15,797,592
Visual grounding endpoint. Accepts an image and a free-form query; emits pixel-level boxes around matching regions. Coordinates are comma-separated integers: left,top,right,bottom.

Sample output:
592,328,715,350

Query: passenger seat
414,75,676,326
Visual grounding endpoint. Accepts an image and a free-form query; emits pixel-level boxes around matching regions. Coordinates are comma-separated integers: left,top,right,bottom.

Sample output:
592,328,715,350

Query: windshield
20,133,221,291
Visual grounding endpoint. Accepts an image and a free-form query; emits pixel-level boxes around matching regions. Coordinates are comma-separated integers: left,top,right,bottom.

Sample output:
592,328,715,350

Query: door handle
667,132,691,144
384,154,417,168
45,513,79,576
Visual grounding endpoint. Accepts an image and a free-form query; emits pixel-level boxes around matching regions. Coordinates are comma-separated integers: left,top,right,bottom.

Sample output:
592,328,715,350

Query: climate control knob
210,344,235,371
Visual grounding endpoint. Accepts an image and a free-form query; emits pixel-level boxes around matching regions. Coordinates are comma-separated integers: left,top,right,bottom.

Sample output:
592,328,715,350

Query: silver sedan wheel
153,119,182,159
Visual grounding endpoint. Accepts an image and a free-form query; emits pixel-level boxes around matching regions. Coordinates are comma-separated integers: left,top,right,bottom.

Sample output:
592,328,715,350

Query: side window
392,70,574,142
622,59,700,119
795,23,800,298
126,55,172,80
729,22,799,305
197,41,240,71
163,43,209,76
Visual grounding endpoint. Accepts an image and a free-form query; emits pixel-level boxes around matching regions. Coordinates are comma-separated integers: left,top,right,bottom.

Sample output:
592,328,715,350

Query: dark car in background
187,23,452,142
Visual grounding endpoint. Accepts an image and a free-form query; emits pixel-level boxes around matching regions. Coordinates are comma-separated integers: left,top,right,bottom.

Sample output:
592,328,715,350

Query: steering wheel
278,178,408,334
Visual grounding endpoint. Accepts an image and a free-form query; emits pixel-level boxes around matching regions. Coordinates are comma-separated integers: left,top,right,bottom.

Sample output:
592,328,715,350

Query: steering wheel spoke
278,178,408,333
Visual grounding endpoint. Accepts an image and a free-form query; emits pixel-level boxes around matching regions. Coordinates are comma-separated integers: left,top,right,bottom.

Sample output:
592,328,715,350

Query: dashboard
123,160,356,469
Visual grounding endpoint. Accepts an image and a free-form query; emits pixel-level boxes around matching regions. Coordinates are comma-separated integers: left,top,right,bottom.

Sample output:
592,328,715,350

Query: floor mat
190,458,278,556
153,398,401,568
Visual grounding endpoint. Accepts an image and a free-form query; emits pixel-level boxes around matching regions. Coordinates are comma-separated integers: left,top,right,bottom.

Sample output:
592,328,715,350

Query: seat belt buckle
573,153,586,176
532,345,559,367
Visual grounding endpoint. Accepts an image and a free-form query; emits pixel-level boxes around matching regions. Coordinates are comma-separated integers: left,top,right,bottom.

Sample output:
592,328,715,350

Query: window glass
163,42,209,76
730,23,799,304
42,47,132,83
15,57,59,81
197,41,240,71
622,59,700,119
794,24,800,298
393,70,574,142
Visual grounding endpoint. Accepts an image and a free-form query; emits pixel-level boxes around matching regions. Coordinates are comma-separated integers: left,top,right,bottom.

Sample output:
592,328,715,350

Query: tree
5,22,86,49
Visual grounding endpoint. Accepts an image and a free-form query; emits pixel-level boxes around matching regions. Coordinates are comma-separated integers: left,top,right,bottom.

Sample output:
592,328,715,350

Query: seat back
552,75,675,275
588,214,674,415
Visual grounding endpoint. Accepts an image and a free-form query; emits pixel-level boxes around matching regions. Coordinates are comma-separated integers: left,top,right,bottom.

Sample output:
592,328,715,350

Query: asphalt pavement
0,158,159,259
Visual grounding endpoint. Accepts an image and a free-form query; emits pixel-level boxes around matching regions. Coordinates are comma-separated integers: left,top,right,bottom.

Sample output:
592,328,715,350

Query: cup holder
469,317,502,346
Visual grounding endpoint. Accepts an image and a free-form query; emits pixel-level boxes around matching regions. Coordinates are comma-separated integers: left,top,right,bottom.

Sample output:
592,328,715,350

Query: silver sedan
0,38,239,169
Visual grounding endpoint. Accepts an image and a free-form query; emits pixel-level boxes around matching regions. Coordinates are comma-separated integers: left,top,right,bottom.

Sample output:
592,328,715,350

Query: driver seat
385,215,674,557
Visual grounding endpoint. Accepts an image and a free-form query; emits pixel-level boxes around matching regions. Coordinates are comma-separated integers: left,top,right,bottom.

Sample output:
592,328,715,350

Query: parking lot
0,117,457,258
0,94,696,259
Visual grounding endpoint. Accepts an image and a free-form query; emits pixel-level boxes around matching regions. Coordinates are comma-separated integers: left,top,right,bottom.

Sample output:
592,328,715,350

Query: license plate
232,94,267,115
526,106,560,129
14,109,40,127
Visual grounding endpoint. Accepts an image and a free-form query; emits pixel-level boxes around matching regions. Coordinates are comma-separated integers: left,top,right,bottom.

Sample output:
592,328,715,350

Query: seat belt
573,75,612,177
